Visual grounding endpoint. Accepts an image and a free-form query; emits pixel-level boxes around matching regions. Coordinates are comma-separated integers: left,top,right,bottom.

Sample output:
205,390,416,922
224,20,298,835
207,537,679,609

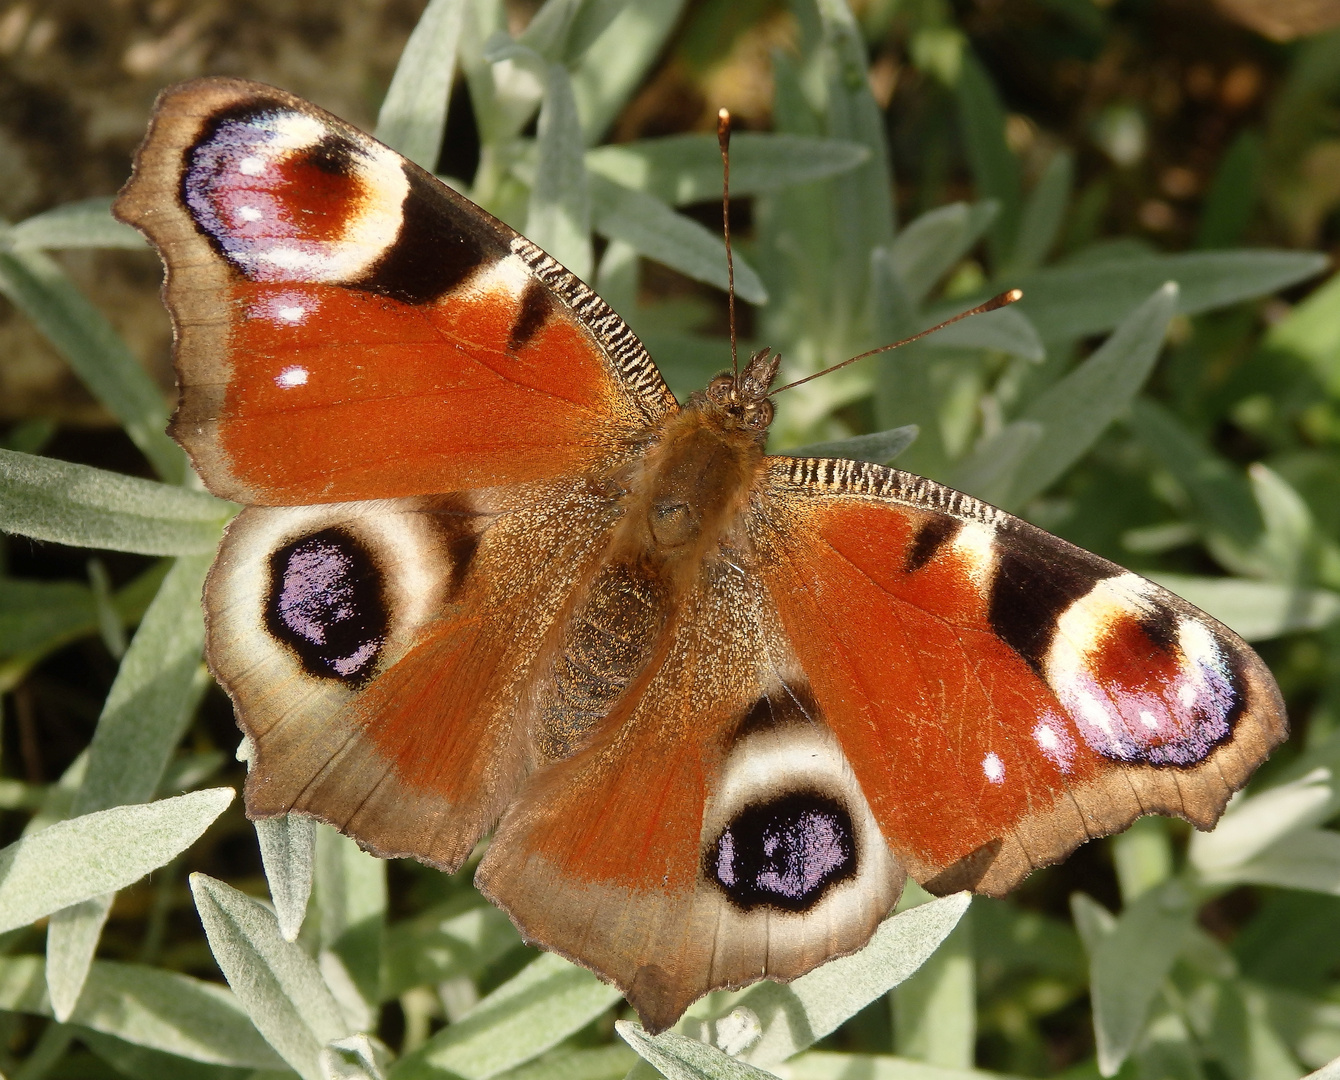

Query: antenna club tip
1005,288,1023,303
717,108,731,145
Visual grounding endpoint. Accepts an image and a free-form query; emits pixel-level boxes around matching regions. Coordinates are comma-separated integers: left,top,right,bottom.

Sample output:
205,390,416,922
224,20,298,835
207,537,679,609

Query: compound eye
746,402,773,429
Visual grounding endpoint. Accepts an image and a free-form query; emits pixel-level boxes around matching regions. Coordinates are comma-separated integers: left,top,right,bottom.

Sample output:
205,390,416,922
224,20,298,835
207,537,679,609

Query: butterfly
114,76,1287,1033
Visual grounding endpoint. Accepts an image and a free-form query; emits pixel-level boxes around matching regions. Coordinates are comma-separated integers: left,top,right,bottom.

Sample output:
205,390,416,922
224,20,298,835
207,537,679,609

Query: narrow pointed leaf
0,955,284,1068
46,895,112,1021
375,0,466,170
890,201,998,305
923,305,1044,362
733,893,973,1067
590,175,766,304
1005,149,1073,275
618,1022,776,1079
10,198,146,250
0,248,182,480
256,814,316,942
789,425,919,463
0,788,233,933
526,63,591,282
1012,250,1326,341
393,952,623,1079
586,134,870,205
999,283,1177,508
0,450,232,554
191,873,350,1080
571,0,688,141
1087,880,1196,1076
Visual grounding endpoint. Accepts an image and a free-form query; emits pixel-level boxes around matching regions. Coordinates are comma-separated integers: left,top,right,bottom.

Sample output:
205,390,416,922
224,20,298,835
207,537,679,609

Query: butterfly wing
114,77,674,505
752,457,1287,895
476,556,905,1033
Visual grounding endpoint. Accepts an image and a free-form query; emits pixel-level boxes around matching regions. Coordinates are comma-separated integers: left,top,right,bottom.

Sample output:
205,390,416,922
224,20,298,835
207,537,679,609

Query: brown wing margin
752,455,1287,896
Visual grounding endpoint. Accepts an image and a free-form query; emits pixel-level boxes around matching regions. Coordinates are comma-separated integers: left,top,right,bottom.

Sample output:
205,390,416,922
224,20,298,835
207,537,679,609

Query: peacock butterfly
114,76,1287,1033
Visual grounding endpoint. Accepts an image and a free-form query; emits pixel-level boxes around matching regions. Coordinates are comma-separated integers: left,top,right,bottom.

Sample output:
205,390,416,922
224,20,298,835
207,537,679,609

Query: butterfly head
703,348,780,437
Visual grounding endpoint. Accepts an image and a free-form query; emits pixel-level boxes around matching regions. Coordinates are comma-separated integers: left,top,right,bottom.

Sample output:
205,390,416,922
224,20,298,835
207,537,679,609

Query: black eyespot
706,792,857,912
265,527,387,685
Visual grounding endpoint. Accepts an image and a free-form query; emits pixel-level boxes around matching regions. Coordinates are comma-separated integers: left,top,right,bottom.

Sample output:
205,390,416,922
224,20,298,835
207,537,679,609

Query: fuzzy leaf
618,1022,777,1079
1086,879,1196,1076
526,62,591,281
890,201,998,305
191,873,351,1080
1011,250,1326,341
590,175,766,304
0,955,284,1068
375,0,466,170
256,814,316,942
10,198,146,250
393,951,623,1079
0,248,182,480
586,133,870,206
0,788,232,933
0,449,232,554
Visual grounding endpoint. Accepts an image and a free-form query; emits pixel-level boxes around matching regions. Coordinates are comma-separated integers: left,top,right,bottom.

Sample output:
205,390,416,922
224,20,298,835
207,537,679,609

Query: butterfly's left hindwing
754,457,1287,895
114,78,674,506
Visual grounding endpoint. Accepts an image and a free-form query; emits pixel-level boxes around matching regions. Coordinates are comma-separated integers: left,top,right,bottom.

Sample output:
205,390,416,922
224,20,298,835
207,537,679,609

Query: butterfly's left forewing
114,77,674,506
753,457,1287,895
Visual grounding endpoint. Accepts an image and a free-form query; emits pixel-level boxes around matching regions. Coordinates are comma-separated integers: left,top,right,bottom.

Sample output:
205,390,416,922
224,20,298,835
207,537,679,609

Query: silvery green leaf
785,1050,1030,1079
0,449,233,555
74,554,211,816
890,201,998,305
1207,464,1321,585
256,814,316,942
949,421,1043,507
975,283,1176,509
0,955,283,1068
0,249,182,480
322,1033,390,1080
922,305,1044,362
375,0,467,170
517,0,627,64
728,893,972,1067
1004,149,1073,275
1129,398,1262,546
1151,574,1340,642
0,788,233,934
392,952,623,1079
1084,879,1195,1076
382,901,519,1000
590,175,766,304
10,198,145,250
586,134,870,205
892,908,974,1065
46,895,112,1021
191,873,350,1080
1011,250,1327,341
617,1021,777,1079
571,0,687,141
1200,828,1340,894
314,826,385,1017
788,425,919,464
526,62,591,281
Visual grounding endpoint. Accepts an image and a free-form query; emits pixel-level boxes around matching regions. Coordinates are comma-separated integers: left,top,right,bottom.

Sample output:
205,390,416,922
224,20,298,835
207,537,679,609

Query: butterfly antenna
767,289,1025,398
718,108,739,390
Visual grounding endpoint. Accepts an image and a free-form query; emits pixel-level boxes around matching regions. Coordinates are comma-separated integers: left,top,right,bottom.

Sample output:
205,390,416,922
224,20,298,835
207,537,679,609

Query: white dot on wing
1178,682,1197,707
237,205,263,222
1034,724,1059,750
275,366,308,388
277,305,306,323
238,156,265,176
1139,709,1160,729
982,752,1005,784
